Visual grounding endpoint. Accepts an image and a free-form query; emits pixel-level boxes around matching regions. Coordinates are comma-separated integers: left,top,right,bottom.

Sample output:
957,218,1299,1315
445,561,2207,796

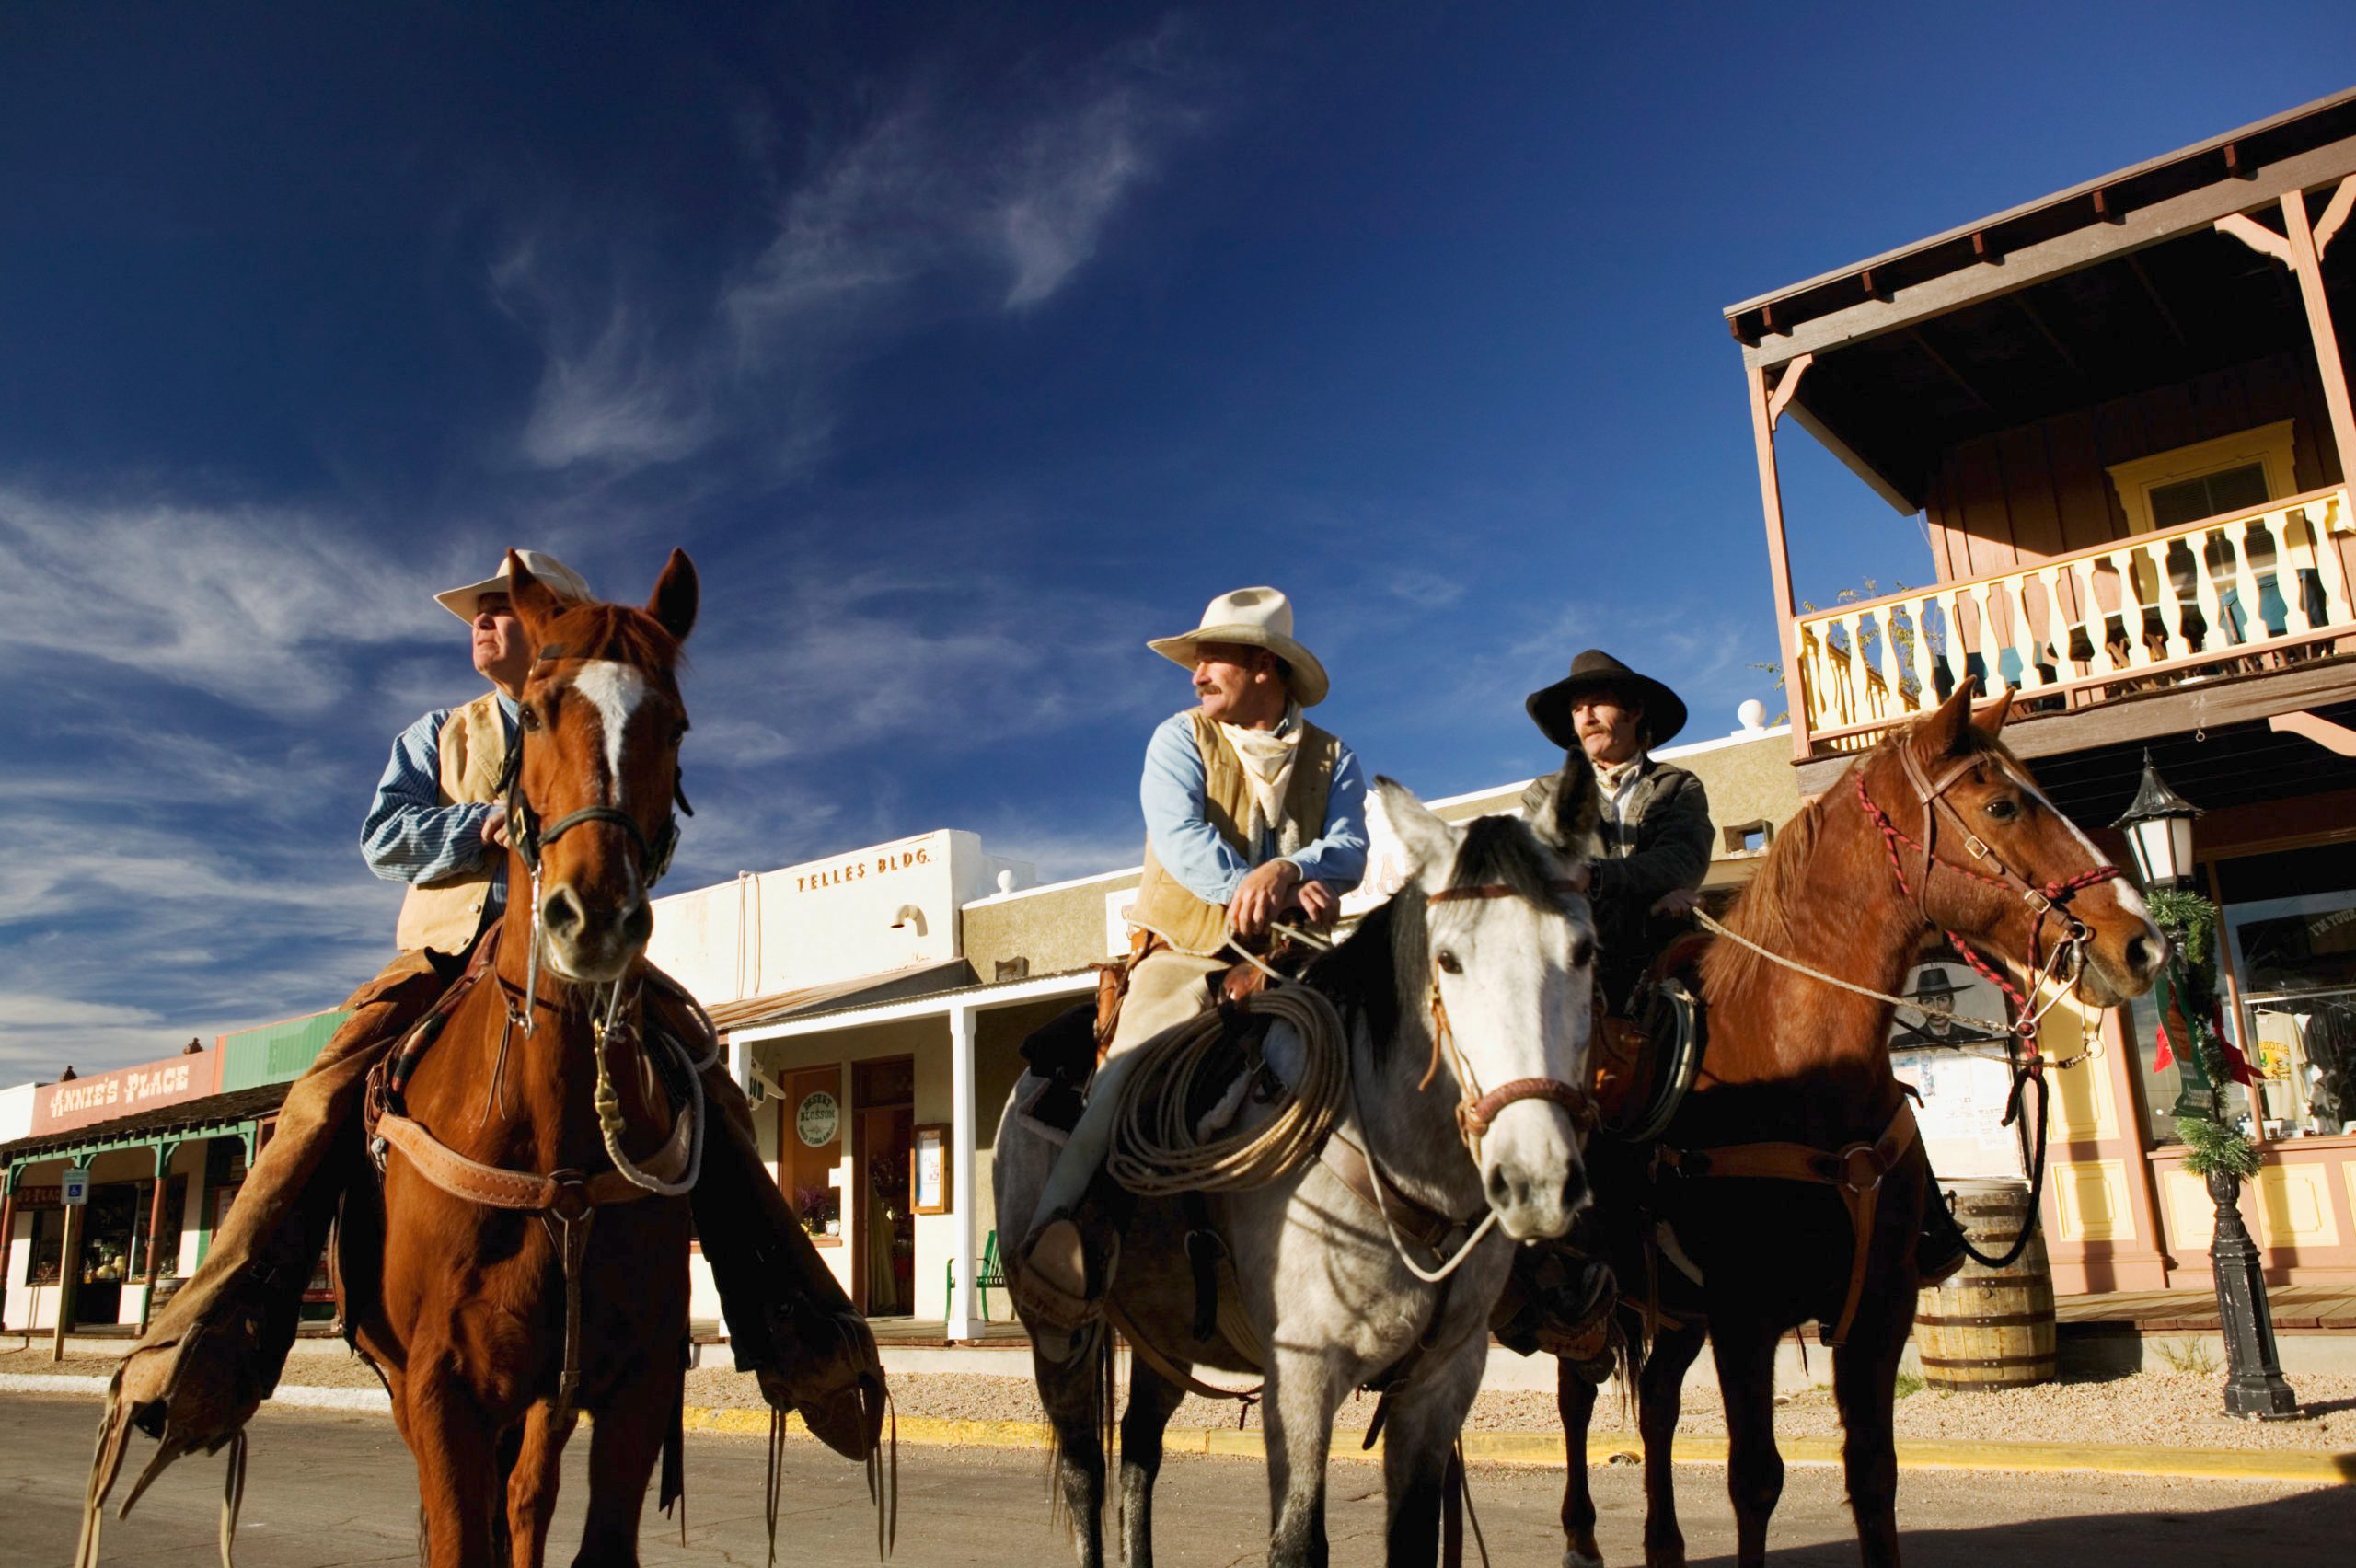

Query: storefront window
2226,890,2356,1138
29,1205,65,1286
2205,842,2356,1135
780,1065,843,1241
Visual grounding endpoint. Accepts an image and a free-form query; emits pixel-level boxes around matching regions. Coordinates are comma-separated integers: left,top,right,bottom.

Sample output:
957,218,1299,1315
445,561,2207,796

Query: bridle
1860,746,2123,1055
1422,879,1600,1159
499,644,695,1036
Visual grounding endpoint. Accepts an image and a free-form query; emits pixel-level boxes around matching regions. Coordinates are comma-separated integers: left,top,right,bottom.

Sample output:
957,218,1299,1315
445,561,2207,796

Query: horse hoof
1564,1550,1606,1568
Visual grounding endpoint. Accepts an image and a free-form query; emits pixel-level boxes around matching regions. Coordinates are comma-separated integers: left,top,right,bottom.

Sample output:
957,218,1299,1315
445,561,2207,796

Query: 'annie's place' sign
30,1051,219,1136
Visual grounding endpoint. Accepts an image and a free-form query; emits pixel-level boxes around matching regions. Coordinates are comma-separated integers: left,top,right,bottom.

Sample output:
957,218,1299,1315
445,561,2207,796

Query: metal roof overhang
730,967,1099,1047
705,957,979,1035
2,1083,290,1170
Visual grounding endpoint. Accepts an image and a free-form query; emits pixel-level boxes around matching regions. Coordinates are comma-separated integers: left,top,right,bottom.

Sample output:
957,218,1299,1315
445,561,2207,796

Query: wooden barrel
1914,1179,2056,1391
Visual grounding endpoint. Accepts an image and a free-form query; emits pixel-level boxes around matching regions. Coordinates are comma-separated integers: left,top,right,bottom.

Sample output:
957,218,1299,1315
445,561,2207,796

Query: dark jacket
1528,755,1714,1007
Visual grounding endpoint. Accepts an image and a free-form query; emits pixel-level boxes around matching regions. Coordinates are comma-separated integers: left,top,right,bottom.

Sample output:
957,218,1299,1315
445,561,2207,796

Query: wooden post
0,1171,17,1334
1748,358,1810,760
138,1142,179,1335
51,1200,82,1362
2281,190,2356,485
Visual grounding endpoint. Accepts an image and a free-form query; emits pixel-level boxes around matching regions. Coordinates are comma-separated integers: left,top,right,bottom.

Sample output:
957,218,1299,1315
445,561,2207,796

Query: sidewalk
6,1346,2350,1486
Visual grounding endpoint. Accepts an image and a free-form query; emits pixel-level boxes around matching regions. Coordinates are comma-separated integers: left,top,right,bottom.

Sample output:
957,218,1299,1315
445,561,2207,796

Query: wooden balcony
1795,486,2356,754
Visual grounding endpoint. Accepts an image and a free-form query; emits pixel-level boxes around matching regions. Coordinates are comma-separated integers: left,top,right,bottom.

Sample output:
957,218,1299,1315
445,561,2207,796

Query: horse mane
1699,717,2013,998
536,602,688,689
1306,812,1568,1066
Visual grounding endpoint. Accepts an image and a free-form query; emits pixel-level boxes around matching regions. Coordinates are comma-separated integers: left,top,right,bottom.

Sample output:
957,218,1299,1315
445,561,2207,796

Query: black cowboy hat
1526,650,1690,752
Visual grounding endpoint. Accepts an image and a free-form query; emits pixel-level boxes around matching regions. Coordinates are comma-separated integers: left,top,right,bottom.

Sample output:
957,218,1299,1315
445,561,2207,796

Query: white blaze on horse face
570,660,650,807
1433,892,1594,1242
2000,759,2155,924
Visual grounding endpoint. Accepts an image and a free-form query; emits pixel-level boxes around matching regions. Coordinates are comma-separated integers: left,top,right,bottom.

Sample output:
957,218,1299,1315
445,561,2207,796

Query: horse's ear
1914,678,1977,758
1974,686,2015,734
1373,777,1458,886
506,549,567,638
1522,755,1601,859
646,548,699,643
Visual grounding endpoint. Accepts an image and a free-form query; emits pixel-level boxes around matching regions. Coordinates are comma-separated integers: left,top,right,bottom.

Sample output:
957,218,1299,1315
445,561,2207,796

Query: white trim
961,865,1140,909
946,1004,977,1341
731,969,1096,1046
2105,421,2298,535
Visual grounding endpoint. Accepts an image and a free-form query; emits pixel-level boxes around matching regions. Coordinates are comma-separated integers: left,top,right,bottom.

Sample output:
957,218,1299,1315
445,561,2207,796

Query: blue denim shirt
358,696,521,920
1139,709,1369,905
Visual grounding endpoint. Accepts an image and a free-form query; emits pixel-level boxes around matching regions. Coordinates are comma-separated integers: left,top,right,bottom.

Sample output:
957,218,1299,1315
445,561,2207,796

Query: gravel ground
19,1347,2352,1453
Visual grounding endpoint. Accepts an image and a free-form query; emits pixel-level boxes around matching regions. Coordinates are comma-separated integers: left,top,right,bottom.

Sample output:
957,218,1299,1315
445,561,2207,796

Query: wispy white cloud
502,21,1206,476
0,485,466,715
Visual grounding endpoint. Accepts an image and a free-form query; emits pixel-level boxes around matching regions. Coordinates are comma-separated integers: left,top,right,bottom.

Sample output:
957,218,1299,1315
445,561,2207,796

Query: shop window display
2225,890,2356,1138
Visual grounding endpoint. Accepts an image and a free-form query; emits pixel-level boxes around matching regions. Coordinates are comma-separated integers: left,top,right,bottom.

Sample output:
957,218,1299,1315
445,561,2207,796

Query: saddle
1592,932,1709,1143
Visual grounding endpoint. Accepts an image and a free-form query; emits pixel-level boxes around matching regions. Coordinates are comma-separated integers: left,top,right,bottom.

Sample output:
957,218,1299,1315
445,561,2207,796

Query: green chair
946,1229,1008,1321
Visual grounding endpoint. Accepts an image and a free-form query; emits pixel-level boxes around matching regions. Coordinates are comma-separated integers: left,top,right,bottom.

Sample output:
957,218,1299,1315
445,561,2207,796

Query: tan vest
394,691,511,956
1126,709,1341,956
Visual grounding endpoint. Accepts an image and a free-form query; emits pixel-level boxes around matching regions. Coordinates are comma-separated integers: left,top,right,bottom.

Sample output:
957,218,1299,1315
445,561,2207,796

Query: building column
1747,354,1814,761
2281,183,2356,481
0,1166,18,1333
945,1003,978,1342
52,1200,83,1360
138,1140,181,1334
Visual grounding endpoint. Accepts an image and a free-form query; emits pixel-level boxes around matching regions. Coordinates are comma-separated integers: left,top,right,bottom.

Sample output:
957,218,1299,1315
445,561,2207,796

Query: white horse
994,763,1603,1568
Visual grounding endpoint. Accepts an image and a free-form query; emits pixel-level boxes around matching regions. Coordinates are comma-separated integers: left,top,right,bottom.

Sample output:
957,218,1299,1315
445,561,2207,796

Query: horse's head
1866,682,2166,1009
1375,755,1602,1241
504,548,698,983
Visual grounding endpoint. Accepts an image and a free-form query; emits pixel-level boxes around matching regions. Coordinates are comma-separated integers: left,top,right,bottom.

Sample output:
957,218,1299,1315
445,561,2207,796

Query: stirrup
1009,1216,1116,1336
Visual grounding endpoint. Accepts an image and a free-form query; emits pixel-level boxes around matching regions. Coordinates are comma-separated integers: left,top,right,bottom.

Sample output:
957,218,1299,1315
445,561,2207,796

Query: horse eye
1568,937,1593,969
1982,797,2019,823
518,706,541,732
1436,950,1463,975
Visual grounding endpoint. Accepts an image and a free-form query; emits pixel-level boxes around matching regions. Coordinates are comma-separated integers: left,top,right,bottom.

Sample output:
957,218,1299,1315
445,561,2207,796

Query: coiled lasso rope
1102,969,1351,1199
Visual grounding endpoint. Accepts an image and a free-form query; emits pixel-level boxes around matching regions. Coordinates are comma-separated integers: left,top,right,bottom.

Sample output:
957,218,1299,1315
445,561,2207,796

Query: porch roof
2,1083,286,1170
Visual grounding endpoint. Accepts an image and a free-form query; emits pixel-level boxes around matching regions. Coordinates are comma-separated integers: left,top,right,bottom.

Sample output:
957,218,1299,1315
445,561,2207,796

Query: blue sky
4,2,2351,1076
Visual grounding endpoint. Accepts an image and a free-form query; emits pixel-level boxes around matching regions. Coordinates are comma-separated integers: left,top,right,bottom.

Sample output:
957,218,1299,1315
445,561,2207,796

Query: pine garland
2146,887,2258,1181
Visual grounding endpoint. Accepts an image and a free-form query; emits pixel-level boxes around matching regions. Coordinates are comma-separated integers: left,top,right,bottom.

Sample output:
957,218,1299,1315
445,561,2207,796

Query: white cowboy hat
433,549,594,622
1147,586,1331,706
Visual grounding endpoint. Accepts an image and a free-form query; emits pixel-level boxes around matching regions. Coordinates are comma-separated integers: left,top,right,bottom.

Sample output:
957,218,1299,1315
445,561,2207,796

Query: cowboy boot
648,978,888,1461
1917,1186,1970,1285
89,953,443,1519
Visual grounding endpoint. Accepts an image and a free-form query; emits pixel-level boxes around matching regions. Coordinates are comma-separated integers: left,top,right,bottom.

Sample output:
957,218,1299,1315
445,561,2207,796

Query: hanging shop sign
795,1090,841,1148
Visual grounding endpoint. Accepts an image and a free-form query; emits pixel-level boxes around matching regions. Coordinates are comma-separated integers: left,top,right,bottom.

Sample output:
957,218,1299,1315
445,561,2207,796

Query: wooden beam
1747,362,1810,763
2282,188,2356,498
2315,174,2356,259
2268,709,2356,756
1904,326,1993,409
2215,211,2293,264
1734,131,2356,369
1860,267,1891,302
1972,230,2003,265
1765,352,1813,431
2014,293,2085,380
2092,188,2123,225
2125,254,2189,349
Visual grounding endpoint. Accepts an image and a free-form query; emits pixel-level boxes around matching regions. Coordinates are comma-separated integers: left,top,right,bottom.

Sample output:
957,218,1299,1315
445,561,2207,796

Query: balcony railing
1794,486,2355,753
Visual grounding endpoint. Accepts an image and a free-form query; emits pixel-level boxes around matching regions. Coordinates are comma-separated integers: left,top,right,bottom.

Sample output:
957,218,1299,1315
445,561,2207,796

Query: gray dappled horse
994,763,1603,1568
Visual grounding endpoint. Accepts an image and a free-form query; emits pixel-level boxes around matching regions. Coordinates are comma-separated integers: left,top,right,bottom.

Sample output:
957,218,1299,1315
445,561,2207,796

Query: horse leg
570,1360,680,1568
1262,1347,1341,1568
1832,1326,1908,1568
1117,1355,1187,1568
1035,1336,1111,1568
1557,1350,1602,1568
504,1401,575,1568
1379,1339,1486,1568
403,1366,503,1568
1638,1319,1706,1568
1708,1317,1785,1568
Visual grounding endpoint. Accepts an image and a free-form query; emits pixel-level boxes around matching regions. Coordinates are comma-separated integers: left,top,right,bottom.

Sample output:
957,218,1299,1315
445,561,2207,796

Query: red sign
13,1186,62,1209
29,1051,220,1136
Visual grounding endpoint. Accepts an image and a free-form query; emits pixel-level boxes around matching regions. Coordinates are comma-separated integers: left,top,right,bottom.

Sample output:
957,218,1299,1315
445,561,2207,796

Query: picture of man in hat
1014,585,1368,1340
1524,649,1715,1013
101,550,887,1475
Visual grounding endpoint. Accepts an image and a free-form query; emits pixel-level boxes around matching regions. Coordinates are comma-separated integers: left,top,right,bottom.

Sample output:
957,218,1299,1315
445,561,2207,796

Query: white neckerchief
1592,753,1647,823
1219,703,1305,854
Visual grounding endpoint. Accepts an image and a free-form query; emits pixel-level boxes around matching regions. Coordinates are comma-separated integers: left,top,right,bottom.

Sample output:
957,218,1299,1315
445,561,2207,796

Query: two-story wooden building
1727,88,2356,1293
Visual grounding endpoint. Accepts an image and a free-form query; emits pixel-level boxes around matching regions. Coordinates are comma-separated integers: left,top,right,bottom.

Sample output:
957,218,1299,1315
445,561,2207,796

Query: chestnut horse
341,550,705,1568
1557,683,2165,1568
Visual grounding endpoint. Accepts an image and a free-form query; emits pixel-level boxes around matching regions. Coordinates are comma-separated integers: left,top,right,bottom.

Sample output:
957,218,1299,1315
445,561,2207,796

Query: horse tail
1041,1325,1116,1544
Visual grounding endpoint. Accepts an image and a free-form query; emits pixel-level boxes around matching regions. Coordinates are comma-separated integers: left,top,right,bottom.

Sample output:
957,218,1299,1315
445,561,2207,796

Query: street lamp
2112,754,2297,1420
2110,750,2201,889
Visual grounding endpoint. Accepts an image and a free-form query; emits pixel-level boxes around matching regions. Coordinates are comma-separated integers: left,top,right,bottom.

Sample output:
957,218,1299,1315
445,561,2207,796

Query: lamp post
2112,753,2297,1419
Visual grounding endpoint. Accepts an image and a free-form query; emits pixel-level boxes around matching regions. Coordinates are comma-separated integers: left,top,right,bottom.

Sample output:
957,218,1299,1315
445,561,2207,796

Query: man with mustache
1015,586,1369,1341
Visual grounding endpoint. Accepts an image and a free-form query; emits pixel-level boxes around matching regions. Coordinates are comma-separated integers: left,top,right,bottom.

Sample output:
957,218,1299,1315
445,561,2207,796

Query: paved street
4,1391,2350,1565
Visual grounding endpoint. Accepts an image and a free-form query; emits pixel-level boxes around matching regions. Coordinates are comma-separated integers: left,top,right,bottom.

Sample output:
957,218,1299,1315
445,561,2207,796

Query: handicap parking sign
62,1166,91,1205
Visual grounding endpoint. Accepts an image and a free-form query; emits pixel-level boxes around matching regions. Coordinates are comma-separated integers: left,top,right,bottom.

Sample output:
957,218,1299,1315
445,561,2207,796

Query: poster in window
911,1124,949,1215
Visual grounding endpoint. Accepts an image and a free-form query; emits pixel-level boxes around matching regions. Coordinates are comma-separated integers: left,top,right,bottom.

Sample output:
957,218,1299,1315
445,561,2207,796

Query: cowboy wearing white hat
1013,586,1368,1340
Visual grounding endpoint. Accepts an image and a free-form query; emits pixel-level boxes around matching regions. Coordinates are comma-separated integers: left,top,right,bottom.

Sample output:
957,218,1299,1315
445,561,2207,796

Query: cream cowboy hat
1147,586,1330,706
433,549,594,622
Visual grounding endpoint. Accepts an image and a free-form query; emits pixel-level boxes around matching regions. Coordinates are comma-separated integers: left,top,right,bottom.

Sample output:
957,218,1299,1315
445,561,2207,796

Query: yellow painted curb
679,1407,2352,1486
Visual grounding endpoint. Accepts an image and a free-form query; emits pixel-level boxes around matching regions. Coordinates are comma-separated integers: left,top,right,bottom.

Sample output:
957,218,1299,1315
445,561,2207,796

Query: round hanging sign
795,1090,840,1148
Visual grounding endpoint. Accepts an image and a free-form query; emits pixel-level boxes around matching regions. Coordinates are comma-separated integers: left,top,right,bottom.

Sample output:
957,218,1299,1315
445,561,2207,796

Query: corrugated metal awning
703,958,977,1035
